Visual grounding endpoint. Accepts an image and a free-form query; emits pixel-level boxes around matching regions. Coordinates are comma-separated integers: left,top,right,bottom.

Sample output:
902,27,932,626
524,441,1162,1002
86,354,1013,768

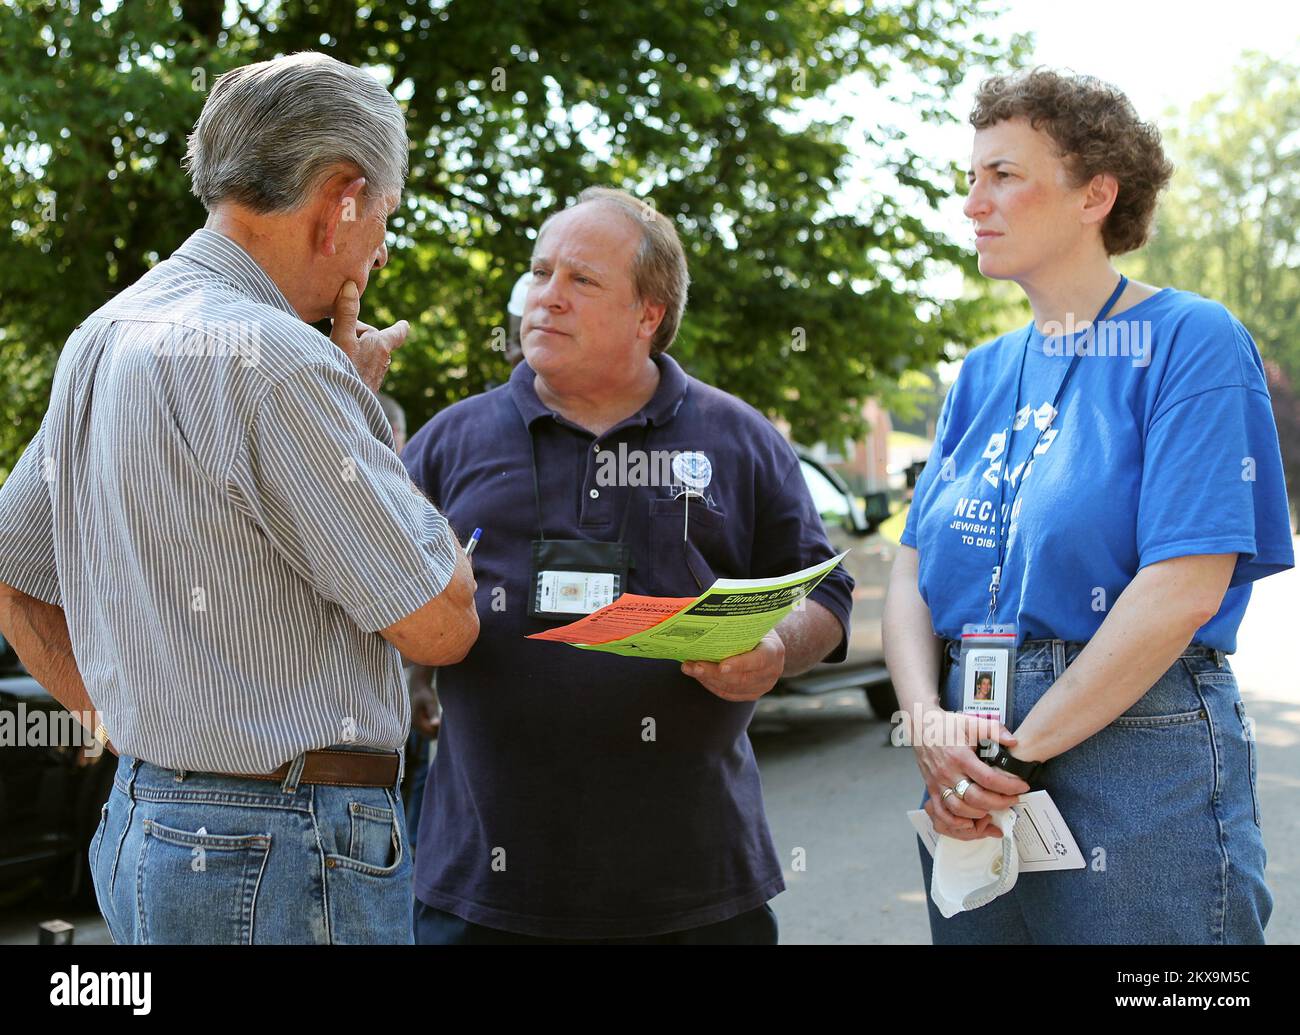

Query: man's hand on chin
682,630,785,702
330,279,410,393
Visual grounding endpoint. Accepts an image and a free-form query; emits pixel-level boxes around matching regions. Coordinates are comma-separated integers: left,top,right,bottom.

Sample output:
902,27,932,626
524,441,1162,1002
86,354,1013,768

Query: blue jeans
89,748,414,944
918,639,1271,944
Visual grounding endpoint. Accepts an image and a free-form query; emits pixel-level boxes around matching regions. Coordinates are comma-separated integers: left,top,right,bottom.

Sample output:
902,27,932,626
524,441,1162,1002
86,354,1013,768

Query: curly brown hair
970,69,1174,255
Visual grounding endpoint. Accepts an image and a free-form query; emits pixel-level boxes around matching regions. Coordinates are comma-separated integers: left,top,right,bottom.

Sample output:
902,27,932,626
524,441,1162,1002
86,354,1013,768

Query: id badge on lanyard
529,538,632,620
958,623,1017,726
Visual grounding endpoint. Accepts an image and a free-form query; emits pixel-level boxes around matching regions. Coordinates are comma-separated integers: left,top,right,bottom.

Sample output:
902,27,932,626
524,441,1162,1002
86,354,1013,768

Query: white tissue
930,807,1020,918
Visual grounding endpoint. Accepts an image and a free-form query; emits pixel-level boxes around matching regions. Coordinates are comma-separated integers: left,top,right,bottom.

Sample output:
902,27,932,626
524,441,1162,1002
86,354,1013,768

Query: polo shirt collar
509,352,689,432
173,229,300,318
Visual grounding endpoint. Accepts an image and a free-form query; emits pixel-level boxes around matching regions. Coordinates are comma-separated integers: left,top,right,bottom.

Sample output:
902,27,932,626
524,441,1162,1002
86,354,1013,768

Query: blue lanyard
985,275,1129,623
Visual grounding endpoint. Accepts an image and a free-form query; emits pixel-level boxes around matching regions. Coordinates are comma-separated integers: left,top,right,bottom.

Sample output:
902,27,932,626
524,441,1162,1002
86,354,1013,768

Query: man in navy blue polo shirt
403,187,854,944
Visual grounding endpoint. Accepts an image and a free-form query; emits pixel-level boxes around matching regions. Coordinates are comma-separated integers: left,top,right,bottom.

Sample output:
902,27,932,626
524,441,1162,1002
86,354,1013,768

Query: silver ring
940,787,956,804
954,778,972,800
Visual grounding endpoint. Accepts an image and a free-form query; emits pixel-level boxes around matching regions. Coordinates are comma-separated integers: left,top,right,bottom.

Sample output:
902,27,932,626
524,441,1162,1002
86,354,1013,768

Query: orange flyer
526,594,698,646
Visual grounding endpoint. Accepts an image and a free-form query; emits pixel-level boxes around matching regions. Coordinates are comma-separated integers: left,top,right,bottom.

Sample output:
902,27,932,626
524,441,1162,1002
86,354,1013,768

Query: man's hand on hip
682,630,785,702
330,280,409,393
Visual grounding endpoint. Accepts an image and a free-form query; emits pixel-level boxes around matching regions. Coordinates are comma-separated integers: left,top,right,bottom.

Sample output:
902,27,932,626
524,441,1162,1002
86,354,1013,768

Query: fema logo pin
672,451,712,490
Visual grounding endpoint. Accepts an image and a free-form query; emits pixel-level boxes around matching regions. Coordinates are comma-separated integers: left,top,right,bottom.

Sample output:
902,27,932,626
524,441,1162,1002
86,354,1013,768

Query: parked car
755,449,899,723
0,634,114,904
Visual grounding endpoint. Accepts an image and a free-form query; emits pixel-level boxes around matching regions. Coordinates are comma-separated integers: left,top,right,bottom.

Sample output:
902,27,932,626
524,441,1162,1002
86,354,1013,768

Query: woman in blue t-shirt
883,68,1295,944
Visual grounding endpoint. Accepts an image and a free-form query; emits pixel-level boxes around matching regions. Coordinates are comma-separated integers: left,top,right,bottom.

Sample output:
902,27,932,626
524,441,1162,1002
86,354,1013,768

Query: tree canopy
1123,52,1300,513
0,0,1025,479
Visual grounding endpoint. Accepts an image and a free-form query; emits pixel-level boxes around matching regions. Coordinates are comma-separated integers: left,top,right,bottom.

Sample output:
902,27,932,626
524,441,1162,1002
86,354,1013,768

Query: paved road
754,535,1300,944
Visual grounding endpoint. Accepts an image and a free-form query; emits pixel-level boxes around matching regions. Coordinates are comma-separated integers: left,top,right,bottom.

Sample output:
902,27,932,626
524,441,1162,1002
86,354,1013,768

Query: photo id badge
536,570,616,615
958,623,1018,727
528,539,633,621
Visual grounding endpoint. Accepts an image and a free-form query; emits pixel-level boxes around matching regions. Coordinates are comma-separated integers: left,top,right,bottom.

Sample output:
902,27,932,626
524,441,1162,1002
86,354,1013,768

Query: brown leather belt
219,748,400,788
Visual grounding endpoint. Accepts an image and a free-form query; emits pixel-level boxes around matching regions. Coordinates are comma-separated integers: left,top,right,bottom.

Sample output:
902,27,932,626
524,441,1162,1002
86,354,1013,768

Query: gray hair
537,187,690,355
185,52,408,214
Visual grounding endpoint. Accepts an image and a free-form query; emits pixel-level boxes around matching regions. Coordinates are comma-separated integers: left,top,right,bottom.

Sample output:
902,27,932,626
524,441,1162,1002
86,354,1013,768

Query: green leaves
1,0,1017,479
1122,53,1300,513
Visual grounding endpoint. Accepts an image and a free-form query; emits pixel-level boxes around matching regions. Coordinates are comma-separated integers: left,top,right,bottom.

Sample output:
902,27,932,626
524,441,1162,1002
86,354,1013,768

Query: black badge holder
526,426,639,621
529,538,634,620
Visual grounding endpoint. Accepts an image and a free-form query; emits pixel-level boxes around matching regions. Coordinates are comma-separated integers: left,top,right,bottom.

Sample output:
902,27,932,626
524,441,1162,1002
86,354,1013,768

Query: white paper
908,789,1085,872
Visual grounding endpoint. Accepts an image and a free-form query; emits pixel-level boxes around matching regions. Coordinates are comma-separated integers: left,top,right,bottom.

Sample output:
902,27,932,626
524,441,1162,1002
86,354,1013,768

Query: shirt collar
173,229,299,318
509,352,689,433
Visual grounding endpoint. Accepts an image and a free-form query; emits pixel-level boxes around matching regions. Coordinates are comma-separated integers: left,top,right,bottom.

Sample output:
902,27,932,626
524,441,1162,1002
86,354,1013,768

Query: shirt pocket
646,496,729,595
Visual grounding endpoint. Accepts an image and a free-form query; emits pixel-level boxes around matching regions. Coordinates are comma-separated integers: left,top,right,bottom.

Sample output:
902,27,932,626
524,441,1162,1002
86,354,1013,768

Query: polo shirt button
593,443,600,453
589,489,599,499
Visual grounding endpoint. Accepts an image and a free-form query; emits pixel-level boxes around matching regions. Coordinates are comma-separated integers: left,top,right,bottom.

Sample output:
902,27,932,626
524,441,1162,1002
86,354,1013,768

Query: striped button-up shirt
0,229,460,772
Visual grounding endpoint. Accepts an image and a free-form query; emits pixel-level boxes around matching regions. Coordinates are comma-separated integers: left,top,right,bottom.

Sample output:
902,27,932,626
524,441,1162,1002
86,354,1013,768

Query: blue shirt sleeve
1136,310,1295,587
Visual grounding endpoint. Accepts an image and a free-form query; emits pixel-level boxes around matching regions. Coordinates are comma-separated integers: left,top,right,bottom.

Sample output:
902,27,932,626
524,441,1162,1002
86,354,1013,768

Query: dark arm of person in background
406,662,440,737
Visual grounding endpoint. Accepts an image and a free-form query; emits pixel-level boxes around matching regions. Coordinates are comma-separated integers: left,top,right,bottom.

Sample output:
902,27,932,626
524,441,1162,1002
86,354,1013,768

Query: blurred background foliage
0,0,1025,479
1122,52,1300,509
2,4,1296,510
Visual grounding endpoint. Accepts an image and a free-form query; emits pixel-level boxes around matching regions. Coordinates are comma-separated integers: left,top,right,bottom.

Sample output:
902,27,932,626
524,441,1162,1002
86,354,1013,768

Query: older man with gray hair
0,52,478,943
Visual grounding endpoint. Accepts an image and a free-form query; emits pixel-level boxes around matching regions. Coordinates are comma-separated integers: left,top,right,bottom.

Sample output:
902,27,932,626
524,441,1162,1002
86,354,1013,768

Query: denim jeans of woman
89,748,413,944
917,639,1271,944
